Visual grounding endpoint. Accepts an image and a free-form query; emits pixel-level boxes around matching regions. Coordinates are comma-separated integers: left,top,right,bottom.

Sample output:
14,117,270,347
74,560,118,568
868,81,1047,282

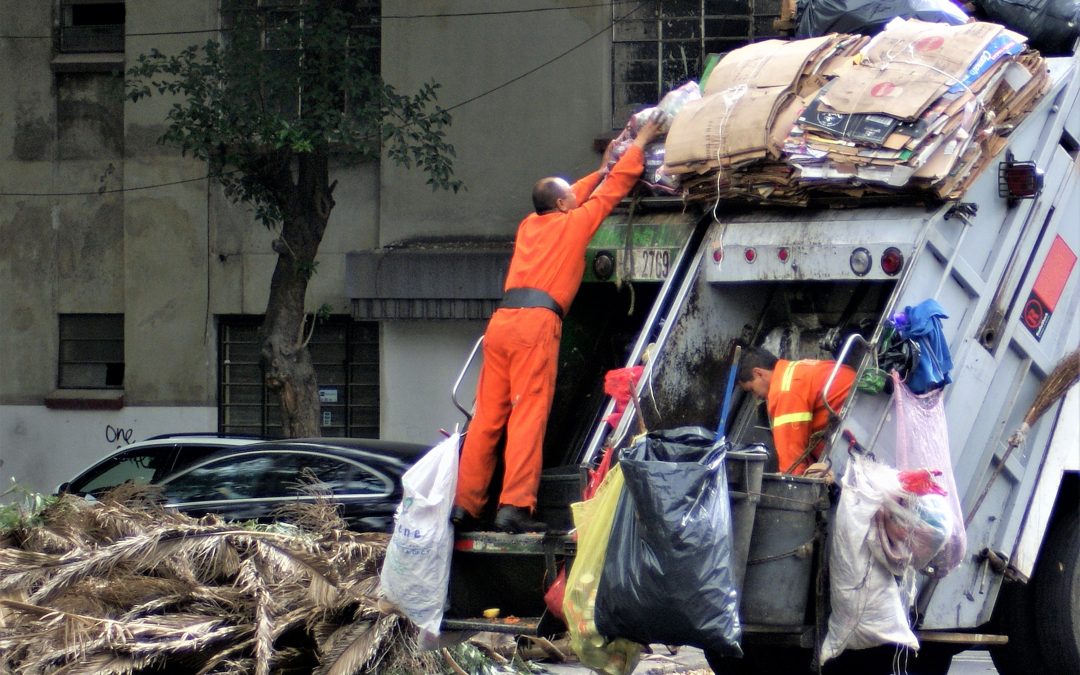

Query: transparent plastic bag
379,433,459,649
892,372,966,576
563,464,642,675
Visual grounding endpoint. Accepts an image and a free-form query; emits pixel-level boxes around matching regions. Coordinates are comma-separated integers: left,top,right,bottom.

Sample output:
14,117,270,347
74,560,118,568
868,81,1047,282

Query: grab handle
451,336,484,420
823,333,869,417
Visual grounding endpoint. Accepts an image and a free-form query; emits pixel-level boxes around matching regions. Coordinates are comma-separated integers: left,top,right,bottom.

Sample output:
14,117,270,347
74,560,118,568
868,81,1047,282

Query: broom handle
715,345,743,442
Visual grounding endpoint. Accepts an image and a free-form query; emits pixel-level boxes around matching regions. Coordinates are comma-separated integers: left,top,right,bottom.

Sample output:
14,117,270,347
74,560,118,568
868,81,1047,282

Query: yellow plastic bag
563,464,642,674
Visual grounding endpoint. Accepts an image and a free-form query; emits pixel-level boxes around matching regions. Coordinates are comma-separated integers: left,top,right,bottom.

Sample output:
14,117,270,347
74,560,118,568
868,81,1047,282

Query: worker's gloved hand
803,462,834,483
633,111,665,149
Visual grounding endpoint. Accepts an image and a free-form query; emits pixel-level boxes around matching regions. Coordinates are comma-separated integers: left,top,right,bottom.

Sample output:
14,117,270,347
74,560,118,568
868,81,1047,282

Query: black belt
499,287,563,319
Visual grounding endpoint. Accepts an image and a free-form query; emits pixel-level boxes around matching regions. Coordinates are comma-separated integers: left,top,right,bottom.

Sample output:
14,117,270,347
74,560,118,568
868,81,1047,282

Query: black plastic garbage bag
594,427,743,658
978,0,1080,54
796,0,968,38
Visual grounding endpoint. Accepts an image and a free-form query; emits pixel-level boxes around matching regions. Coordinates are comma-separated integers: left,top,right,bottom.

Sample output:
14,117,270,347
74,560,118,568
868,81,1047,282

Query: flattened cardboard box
665,86,793,167
863,19,1002,80
704,35,834,94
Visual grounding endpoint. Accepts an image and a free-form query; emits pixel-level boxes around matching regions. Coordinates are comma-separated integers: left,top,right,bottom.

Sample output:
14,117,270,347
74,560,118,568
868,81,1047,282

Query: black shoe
494,506,548,534
450,505,484,532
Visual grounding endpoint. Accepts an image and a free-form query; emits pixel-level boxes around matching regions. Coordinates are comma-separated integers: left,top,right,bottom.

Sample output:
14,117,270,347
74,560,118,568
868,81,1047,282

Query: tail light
849,247,871,276
712,247,723,263
744,247,757,263
881,247,904,276
777,247,790,263
998,152,1043,200
592,251,615,280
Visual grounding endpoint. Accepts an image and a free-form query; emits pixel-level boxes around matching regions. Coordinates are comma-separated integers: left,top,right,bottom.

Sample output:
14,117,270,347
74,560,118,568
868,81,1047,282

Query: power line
445,0,649,113
0,1,651,197
0,174,209,197
0,1,647,39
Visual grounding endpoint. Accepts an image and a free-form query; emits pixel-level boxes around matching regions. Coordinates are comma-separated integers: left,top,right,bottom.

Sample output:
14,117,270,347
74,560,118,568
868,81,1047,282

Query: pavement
536,645,711,674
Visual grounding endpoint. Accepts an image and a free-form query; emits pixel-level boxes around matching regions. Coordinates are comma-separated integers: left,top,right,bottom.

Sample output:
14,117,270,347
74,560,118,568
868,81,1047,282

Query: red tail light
777,247,790,263
744,247,757,263
998,155,1043,200
881,247,904,276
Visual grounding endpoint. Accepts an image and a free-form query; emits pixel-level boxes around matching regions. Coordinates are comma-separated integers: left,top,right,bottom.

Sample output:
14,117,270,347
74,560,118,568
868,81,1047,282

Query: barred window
59,1,125,54
219,316,380,438
612,0,783,126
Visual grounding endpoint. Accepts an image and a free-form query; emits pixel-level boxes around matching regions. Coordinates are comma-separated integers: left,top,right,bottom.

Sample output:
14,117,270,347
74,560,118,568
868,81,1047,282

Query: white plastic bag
821,452,919,665
379,432,459,648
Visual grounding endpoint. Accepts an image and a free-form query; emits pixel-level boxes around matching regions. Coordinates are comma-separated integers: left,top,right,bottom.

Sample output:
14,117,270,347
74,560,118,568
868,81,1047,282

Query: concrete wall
379,0,613,244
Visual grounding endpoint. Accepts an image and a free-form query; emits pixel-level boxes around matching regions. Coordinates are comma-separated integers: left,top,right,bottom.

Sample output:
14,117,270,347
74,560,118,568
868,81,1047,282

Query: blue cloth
898,299,953,394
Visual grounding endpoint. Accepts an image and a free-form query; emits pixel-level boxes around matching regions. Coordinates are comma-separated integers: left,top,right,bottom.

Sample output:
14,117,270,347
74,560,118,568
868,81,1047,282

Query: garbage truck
440,41,1079,675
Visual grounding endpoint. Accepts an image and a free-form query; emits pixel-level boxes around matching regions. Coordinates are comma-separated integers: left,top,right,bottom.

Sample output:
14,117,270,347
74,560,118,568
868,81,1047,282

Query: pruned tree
127,0,461,437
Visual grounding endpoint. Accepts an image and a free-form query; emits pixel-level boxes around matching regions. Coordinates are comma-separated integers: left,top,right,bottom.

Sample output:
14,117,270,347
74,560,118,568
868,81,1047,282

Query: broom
964,348,1080,527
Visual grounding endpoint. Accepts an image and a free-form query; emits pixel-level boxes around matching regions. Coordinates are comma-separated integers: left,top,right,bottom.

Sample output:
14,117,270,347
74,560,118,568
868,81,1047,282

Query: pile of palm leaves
0,484,537,675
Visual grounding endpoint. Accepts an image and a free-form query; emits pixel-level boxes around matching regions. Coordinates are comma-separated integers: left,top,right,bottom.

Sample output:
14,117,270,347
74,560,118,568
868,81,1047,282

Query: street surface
538,647,1000,673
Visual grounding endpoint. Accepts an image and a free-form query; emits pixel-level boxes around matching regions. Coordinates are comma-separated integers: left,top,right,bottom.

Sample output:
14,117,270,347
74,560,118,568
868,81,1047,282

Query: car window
69,447,176,496
258,452,390,497
162,454,272,503
161,451,389,503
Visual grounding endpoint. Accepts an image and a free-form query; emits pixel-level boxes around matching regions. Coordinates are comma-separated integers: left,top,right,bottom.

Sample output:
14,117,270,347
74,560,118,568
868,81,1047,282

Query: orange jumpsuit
766,359,856,476
455,145,646,517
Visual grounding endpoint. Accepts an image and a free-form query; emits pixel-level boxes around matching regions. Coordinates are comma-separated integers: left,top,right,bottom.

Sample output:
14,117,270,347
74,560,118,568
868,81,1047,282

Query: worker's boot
494,505,548,534
450,505,484,532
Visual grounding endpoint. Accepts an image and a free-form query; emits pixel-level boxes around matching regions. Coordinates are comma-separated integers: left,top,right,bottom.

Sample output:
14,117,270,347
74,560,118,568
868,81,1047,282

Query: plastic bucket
725,447,767,595
739,473,828,627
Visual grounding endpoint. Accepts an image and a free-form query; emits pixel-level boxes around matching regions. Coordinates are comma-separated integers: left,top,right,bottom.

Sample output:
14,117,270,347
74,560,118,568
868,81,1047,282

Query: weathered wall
379,0,612,244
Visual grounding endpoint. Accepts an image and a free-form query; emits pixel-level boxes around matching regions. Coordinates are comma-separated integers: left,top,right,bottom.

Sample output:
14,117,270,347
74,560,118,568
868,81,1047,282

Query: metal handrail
823,333,870,417
451,336,484,420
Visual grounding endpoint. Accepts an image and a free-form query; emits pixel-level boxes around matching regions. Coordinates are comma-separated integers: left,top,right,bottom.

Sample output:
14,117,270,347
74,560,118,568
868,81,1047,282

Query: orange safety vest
766,359,856,475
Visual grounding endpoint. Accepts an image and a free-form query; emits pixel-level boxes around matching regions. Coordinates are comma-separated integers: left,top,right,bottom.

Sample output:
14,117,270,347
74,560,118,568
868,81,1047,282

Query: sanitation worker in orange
452,116,664,533
736,346,856,476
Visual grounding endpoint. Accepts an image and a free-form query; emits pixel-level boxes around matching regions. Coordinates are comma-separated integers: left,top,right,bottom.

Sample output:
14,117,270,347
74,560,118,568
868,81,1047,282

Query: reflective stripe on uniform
774,411,813,427
780,361,798,392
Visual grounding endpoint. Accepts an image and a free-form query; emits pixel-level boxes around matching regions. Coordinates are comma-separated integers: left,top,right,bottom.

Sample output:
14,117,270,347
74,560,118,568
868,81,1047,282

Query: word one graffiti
105,424,135,446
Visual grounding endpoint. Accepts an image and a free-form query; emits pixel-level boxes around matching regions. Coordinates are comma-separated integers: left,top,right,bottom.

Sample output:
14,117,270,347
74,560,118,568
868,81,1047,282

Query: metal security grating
219,317,379,438
612,0,783,126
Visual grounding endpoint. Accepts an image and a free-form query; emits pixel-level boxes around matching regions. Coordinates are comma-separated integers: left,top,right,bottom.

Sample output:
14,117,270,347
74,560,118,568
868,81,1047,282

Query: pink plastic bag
891,372,966,576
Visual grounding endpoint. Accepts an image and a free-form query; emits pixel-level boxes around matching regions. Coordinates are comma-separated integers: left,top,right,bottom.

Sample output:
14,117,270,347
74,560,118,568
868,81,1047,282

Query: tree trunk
258,151,333,438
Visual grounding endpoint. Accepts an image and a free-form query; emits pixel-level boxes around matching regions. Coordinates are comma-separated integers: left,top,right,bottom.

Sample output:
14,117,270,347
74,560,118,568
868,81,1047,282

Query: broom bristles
1025,348,1080,426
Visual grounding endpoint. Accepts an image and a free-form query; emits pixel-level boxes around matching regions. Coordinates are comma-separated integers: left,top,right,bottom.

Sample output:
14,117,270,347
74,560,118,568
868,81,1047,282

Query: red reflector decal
1023,235,1076,340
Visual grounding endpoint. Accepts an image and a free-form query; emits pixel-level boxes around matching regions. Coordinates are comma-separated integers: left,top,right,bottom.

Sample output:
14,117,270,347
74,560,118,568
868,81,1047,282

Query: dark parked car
59,434,263,497
156,437,431,532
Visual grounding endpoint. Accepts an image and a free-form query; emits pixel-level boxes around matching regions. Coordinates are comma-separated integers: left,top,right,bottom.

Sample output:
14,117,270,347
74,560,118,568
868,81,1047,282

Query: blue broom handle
715,345,742,442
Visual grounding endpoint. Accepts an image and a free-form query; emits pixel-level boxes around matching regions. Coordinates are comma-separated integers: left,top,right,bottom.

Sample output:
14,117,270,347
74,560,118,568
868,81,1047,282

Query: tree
127,0,461,437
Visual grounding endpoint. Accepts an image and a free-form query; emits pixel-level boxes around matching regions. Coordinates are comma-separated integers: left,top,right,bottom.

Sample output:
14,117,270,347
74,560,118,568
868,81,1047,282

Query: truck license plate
630,248,672,280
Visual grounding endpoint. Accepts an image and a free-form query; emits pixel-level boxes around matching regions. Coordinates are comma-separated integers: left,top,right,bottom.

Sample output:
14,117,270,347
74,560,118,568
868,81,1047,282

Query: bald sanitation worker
452,116,664,533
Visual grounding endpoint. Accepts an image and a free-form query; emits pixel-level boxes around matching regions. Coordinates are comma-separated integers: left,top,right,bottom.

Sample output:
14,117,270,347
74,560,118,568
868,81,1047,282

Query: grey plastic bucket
725,447,768,596
739,473,829,627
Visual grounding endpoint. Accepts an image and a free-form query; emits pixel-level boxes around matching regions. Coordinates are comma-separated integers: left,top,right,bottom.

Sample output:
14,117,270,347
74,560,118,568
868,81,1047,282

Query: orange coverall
455,145,646,517
766,359,856,476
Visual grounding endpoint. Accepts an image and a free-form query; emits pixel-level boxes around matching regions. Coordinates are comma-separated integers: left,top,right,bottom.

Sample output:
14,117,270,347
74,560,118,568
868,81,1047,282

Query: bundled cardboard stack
664,19,1050,206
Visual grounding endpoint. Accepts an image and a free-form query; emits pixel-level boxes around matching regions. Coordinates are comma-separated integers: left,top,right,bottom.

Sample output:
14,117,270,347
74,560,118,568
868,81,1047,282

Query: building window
58,314,125,389
219,316,380,438
612,0,783,126
59,1,125,54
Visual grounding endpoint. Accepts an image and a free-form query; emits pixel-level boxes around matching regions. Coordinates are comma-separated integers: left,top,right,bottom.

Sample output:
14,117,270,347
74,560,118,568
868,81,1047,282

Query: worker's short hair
533,178,565,214
736,346,778,383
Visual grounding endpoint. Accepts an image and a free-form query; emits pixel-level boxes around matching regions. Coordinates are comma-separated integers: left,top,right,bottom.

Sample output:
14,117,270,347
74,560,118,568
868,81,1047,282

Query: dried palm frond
1,494,523,675
273,469,349,534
